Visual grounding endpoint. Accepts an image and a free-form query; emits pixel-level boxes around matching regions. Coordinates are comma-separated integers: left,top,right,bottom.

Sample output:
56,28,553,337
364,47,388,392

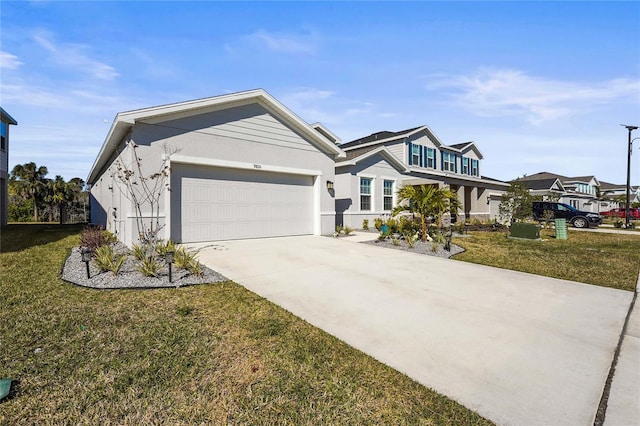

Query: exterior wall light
326,181,334,190
81,249,92,279
165,251,175,283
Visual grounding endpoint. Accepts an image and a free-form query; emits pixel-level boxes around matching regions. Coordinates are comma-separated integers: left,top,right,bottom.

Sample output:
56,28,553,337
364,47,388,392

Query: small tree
395,184,460,241
499,181,534,223
113,142,176,246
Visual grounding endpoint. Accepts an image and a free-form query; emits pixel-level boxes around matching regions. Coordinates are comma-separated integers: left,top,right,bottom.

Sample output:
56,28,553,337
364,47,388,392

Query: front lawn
453,230,640,292
0,224,491,425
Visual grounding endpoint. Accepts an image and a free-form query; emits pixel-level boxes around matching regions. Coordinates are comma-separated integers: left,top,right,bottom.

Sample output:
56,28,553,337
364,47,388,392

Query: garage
172,163,314,243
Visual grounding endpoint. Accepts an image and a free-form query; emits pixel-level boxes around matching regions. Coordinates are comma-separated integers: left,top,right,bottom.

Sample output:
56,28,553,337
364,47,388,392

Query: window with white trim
360,177,372,211
462,157,469,174
383,180,394,211
570,200,579,209
442,152,456,172
411,144,420,166
426,148,436,168
471,159,479,176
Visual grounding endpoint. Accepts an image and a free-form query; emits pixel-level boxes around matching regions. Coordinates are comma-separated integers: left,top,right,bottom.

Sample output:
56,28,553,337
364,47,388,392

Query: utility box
509,222,541,240
555,219,568,240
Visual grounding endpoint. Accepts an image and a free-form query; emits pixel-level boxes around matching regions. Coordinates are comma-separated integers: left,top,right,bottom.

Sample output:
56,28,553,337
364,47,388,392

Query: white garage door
175,165,314,242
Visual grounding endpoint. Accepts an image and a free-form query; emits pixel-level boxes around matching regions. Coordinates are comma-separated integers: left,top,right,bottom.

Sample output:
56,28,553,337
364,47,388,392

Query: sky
1,1,639,185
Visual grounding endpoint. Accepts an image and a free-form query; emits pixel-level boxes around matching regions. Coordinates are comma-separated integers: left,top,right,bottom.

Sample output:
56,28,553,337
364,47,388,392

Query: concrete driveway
195,235,632,426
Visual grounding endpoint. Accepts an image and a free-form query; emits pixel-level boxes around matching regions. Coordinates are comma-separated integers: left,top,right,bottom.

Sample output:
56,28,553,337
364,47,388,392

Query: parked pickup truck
599,208,640,220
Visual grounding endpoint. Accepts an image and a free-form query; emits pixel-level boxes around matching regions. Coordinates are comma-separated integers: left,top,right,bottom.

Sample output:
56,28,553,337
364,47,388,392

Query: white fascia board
310,122,342,144
87,89,345,184
408,167,511,187
170,154,322,177
456,142,484,160
338,146,409,173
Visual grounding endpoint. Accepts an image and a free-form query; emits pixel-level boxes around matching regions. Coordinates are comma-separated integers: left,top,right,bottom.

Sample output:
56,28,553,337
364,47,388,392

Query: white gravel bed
362,238,465,258
61,244,228,289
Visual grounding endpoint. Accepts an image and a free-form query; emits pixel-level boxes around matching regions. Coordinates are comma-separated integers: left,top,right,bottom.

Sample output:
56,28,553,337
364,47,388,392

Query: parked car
532,202,602,228
599,208,640,220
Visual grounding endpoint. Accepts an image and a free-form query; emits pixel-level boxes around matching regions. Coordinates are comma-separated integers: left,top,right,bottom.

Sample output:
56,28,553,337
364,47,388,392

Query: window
360,177,372,211
425,148,436,168
383,180,394,211
462,157,469,174
1,121,6,151
570,200,579,209
442,152,456,172
411,144,420,166
471,159,479,176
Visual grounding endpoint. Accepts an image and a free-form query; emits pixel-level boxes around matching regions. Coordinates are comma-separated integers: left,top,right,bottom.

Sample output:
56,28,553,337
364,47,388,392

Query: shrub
80,225,110,251
404,232,417,249
93,245,126,275
174,246,203,276
614,220,624,228
374,217,383,231
387,218,399,234
335,225,344,234
362,219,369,230
136,255,162,277
431,240,440,253
155,239,176,257
391,236,400,246
131,243,150,261
344,226,354,235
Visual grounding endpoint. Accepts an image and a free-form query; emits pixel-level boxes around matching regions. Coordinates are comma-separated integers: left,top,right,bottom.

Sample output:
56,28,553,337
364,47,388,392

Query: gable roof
340,125,484,159
518,178,565,191
87,89,345,184
0,107,17,125
335,146,409,173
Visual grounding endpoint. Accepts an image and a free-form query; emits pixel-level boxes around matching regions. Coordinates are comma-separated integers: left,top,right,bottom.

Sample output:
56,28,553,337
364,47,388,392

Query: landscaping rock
362,238,465,258
61,244,228,289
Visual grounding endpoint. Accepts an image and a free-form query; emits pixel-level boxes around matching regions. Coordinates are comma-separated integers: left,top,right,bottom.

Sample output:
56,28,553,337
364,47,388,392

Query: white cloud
0,51,23,69
427,69,640,125
32,30,119,80
247,29,318,54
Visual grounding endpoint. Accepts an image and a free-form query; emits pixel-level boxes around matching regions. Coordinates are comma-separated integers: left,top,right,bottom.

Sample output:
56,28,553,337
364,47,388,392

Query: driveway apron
195,235,632,426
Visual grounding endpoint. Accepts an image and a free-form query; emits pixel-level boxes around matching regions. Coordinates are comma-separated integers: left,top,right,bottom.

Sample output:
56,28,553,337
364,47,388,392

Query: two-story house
1,107,18,227
517,172,602,213
334,125,509,228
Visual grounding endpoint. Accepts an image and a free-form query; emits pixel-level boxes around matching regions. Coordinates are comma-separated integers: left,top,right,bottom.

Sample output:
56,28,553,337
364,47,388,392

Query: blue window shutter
419,145,423,167
454,155,458,173
424,146,428,167
433,149,437,169
408,142,413,165
440,151,444,170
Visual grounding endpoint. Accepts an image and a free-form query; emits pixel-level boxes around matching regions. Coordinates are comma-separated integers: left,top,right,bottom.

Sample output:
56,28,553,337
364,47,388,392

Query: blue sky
1,1,639,184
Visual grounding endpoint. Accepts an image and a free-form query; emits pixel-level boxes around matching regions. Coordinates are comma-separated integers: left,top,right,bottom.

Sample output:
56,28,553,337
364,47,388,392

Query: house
1,107,18,227
597,181,640,211
87,89,345,245
516,172,630,213
334,125,509,227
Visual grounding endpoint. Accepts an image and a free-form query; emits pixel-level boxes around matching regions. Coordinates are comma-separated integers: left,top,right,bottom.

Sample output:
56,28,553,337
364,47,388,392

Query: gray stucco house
334,126,509,228
1,107,18,227
87,89,345,245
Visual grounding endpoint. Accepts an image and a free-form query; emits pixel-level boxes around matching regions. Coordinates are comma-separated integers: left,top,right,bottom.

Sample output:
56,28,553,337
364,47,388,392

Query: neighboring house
334,125,509,227
1,107,18,227
87,89,345,245
598,180,640,211
516,171,640,213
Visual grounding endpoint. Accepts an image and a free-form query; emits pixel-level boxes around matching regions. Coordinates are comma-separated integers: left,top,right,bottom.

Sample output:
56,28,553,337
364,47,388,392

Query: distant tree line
8,162,89,223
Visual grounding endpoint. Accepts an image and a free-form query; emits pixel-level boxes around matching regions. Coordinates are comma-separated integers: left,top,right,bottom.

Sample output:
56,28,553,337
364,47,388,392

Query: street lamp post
622,124,638,228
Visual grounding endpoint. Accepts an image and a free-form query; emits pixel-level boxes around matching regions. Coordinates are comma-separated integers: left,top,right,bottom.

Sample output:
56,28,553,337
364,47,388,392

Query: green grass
0,224,491,425
453,230,640,292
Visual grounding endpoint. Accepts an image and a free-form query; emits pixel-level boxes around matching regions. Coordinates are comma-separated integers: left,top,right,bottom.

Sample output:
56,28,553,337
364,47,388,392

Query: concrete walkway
604,269,640,426
195,234,632,426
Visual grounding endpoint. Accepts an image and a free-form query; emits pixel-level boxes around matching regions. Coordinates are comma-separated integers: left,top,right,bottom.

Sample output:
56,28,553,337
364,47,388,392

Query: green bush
362,219,369,230
335,225,344,234
344,226,354,235
373,217,383,231
155,239,176,257
386,218,399,234
131,244,149,261
136,255,162,277
174,246,203,277
93,245,126,275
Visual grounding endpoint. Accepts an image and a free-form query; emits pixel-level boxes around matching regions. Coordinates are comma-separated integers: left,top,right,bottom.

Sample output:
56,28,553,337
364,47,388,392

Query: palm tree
395,184,460,241
45,175,72,223
10,162,49,222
